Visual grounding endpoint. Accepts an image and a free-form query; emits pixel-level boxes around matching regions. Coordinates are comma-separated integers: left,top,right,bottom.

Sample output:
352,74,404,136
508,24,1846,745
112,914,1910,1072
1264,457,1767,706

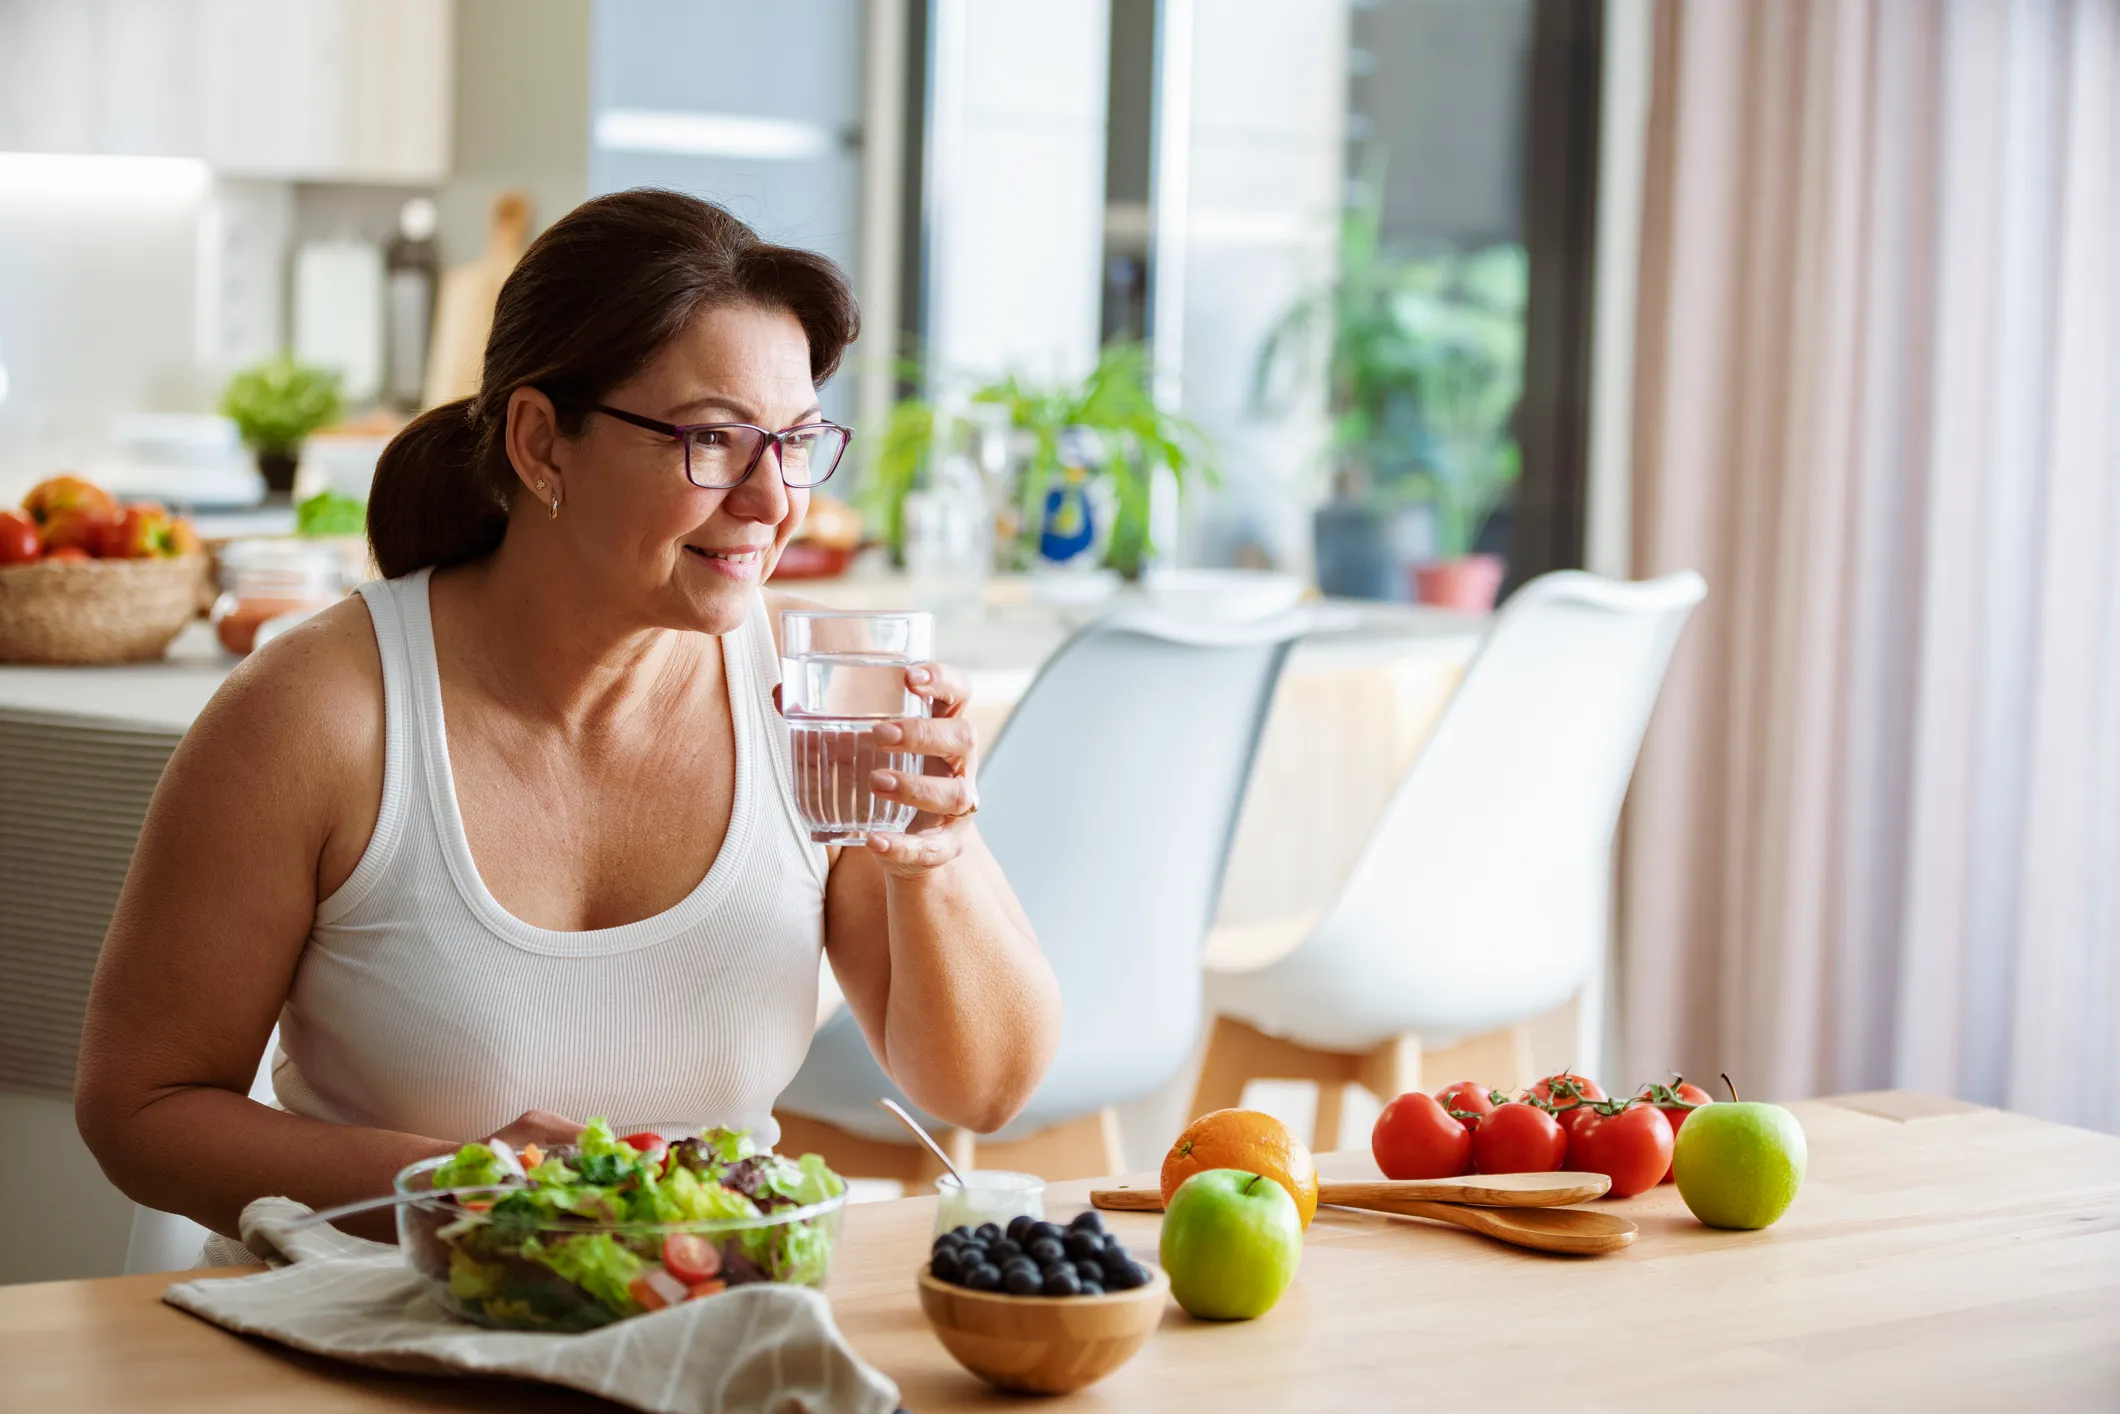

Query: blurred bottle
384,198,439,412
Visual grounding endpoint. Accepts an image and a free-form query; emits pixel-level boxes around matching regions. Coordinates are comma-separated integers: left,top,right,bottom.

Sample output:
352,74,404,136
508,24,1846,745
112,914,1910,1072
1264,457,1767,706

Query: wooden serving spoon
1089,1176,1636,1257
1091,1171,1613,1212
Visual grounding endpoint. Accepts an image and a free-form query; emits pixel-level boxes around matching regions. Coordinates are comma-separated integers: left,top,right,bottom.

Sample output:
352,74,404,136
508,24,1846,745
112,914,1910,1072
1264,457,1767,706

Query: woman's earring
535,478,548,493
549,494,560,520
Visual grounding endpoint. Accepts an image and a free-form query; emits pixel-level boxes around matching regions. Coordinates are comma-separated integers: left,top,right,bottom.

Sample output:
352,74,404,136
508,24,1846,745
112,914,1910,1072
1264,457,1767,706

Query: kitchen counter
4,1094,2116,1411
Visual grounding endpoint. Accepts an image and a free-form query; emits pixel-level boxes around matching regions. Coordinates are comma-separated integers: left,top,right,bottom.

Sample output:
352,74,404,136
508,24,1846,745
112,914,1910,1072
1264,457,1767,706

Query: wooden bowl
917,1266,1169,1395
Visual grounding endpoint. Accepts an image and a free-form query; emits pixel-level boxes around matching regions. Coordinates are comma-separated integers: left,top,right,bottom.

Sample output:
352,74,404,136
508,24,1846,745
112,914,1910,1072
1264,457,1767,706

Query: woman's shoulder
187,595,384,798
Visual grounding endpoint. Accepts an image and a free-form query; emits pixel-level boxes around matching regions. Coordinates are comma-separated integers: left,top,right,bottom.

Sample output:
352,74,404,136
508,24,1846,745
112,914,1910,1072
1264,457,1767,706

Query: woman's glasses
548,394,852,490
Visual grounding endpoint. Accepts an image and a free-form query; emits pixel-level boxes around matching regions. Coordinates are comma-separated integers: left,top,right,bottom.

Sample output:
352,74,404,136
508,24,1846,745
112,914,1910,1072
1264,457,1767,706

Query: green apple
1159,1168,1302,1320
1672,1090,1807,1229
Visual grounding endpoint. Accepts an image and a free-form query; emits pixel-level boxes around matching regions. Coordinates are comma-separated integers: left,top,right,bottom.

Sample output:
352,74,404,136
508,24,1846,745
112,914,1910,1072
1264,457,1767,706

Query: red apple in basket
0,510,38,564
97,502,179,558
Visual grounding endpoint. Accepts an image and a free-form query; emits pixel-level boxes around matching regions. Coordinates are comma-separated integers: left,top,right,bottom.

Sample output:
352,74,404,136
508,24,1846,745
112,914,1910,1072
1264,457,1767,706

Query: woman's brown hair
367,189,859,578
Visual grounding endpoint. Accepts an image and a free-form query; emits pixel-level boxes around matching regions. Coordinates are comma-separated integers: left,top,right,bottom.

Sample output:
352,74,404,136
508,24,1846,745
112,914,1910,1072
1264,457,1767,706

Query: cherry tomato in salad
1636,1080,1712,1181
1568,1100,1674,1198
1432,1080,1495,1132
1471,1101,1568,1174
1523,1070,1606,1142
1372,1091,1473,1179
662,1233,723,1285
622,1132,669,1170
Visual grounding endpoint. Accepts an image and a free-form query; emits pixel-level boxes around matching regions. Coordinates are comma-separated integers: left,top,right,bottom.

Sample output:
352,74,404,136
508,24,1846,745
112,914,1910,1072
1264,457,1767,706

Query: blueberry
988,1237,1022,1262
958,1245,987,1272
1062,1231,1101,1262
930,1248,964,1283
1003,1265,1043,1295
1079,1280,1105,1297
1068,1210,1104,1234
1042,1260,1074,1282
1026,1237,1065,1265
1006,1214,1035,1243
951,1225,974,1242
964,1263,1003,1292
1073,1259,1102,1283
1028,1221,1066,1246
1112,1261,1151,1290
974,1223,1003,1244
1042,1269,1082,1297
1004,1256,1040,1279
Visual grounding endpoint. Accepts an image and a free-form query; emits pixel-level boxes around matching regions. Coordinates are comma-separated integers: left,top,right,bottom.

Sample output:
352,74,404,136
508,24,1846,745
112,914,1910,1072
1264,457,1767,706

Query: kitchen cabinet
0,0,453,183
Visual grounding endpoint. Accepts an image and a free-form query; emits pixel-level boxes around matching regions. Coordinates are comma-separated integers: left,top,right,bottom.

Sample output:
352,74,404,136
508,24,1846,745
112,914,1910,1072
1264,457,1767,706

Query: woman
74,190,1060,1249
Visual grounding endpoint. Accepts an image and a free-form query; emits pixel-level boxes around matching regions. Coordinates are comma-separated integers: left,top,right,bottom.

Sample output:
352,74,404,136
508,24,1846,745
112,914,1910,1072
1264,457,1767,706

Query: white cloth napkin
163,1197,901,1414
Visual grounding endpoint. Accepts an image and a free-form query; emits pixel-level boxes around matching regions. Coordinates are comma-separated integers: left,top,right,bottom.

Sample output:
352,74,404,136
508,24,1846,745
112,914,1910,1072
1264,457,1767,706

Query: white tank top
271,568,828,1148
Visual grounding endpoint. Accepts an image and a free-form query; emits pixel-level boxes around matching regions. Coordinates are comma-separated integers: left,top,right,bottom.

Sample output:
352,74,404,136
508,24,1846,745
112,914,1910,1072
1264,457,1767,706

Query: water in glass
780,612,933,844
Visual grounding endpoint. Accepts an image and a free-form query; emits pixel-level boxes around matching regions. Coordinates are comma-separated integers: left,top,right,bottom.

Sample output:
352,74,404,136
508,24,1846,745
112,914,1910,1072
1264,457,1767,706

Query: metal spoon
282,1185,521,1230
876,1097,967,1187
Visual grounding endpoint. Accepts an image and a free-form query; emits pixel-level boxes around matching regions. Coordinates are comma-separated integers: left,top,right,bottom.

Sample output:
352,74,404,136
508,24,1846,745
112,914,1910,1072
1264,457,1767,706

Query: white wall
924,0,1112,391
0,155,215,500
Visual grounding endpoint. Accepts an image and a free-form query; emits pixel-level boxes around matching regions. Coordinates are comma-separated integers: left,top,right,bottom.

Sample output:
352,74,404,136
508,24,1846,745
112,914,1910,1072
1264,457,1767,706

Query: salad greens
408,1118,846,1331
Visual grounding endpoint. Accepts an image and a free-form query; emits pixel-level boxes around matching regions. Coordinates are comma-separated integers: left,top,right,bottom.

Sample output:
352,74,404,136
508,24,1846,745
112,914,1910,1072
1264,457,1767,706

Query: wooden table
6,1094,2116,1412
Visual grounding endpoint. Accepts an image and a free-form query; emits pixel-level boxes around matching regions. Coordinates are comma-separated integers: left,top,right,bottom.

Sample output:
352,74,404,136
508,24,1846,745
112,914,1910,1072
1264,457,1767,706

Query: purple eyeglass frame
547,394,853,490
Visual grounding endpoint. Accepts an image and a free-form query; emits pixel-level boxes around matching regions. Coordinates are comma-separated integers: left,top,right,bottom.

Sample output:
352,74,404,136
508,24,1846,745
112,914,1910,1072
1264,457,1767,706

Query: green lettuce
698,1127,756,1166
447,1249,505,1301
740,1215,835,1286
521,1233,645,1315
431,1142,511,1191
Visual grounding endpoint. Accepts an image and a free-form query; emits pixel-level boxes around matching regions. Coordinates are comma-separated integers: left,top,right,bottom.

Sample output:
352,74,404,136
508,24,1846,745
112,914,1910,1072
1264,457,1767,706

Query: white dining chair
122,1031,279,1274
773,604,1309,1182
1192,571,1706,1148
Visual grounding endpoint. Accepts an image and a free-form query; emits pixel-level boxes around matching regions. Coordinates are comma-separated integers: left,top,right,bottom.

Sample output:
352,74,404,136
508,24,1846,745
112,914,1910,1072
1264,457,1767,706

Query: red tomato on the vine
1568,1101,1674,1198
1471,1101,1567,1174
1373,1092,1473,1179
1523,1070,1607,1142
1636,1080,1712,1182
1432,1080,1495,1133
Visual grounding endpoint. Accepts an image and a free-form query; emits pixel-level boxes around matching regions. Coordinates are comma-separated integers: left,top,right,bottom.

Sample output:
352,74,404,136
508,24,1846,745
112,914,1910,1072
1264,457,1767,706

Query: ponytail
366,398,511,579
361,189,859,580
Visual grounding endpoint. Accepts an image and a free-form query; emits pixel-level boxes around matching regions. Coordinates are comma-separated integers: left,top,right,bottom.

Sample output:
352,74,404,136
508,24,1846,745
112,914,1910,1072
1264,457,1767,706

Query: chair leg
1417,1024,1535,1096
1354,1033,1423,1107
972,1109,1126,1182
771,1110,927,1183
1313,1082,1347,1152
1190,1013,1355,1121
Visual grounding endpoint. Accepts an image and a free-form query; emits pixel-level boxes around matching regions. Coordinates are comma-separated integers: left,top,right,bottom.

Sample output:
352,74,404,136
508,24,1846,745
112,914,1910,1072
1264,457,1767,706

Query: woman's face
544,302,820,635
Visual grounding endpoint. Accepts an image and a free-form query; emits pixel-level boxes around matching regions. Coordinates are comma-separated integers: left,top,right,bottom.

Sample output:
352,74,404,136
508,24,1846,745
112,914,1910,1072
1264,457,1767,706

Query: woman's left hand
865,661,979,876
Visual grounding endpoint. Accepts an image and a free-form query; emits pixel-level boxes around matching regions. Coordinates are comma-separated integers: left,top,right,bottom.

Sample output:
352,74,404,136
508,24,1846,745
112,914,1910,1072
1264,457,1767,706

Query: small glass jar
211,538,344,655
932,1170,1046,1239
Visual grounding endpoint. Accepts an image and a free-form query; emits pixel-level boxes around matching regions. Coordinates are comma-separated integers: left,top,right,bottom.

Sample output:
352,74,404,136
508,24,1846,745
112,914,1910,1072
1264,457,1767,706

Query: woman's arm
73,603,572,1242
819,665,1060,1134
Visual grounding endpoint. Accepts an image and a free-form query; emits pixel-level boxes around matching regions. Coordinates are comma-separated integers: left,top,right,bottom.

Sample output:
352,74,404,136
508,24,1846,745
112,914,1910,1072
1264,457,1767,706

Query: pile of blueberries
928,1210,1152,1297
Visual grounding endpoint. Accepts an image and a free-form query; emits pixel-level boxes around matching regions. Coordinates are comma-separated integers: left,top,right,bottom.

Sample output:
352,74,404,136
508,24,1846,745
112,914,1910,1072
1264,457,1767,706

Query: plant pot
1413,554,1507,613
256,448,299,495
1313,499,1437,601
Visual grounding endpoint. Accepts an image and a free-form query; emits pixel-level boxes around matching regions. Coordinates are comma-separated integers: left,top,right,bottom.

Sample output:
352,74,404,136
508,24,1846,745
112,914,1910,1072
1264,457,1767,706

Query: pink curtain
1620,0,2120,1131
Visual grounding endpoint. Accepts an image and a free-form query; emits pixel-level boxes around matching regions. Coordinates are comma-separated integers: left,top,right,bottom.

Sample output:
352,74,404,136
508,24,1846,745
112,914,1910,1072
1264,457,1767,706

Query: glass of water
780,610,935,844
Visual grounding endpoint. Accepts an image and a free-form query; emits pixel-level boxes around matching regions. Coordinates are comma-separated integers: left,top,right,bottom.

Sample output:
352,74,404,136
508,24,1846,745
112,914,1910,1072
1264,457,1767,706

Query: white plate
1144,569,1307,622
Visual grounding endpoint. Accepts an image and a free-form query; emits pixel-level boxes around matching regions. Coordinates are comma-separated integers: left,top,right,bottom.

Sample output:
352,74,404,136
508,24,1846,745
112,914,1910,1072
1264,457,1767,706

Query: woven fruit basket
0,555,211,664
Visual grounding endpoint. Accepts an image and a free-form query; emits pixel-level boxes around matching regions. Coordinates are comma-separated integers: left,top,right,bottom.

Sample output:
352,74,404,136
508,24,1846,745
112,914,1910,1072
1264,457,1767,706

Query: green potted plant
861,343,1214,581
219,356,344,497
1254,155,1525,608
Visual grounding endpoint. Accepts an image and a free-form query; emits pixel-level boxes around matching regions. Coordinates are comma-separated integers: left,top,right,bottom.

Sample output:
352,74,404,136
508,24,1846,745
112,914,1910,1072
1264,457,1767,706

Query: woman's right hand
484,1109,584,1150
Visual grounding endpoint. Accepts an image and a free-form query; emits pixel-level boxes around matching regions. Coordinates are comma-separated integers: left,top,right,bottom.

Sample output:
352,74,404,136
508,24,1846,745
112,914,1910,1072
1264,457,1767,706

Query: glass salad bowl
394,1120,848,1331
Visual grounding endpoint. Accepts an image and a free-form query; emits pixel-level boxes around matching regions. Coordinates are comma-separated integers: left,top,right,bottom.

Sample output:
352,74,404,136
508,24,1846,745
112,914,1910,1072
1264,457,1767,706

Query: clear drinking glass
932,1171,1046,1239
780,610,935,844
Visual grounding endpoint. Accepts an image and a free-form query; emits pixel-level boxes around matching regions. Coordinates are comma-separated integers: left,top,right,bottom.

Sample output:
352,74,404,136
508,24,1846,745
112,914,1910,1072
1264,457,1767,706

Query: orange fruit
1161,1109,1319,1229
